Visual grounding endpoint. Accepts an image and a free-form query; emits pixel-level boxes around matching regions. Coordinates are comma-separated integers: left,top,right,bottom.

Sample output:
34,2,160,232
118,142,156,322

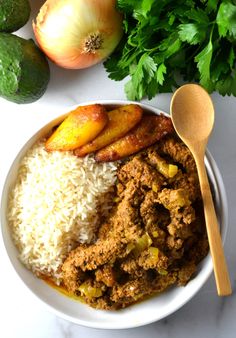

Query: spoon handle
195,155,232,296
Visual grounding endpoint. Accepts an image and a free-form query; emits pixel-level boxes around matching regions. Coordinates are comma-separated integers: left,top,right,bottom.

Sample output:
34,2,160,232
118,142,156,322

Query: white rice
7,140,117,282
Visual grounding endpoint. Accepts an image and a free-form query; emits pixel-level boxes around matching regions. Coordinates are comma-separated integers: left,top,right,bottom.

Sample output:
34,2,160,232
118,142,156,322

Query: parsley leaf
195,39,213,88
228,47,235,70
216,2,236,39
116,0,136,12
185,8,209,24
179,23,206,45
156,63,167,85
127,53,157,100
136,0,156,19
215,75,236,96
205,0,219,13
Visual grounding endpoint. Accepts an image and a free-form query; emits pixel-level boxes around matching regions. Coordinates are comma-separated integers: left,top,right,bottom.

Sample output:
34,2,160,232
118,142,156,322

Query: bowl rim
0,100,228,329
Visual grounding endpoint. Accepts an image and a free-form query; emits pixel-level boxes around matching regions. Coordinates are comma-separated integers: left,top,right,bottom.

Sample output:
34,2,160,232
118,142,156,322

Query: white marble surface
0,2,236,337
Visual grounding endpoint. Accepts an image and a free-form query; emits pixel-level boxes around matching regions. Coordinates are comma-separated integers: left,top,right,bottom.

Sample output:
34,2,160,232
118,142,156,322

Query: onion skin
33,0,123,69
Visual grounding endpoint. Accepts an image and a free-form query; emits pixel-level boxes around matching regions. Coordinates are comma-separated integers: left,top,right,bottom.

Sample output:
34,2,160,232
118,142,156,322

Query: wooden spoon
170,83,232,296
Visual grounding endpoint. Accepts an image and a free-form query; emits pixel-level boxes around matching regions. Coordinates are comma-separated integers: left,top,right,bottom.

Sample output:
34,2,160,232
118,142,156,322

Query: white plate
0,100,228,329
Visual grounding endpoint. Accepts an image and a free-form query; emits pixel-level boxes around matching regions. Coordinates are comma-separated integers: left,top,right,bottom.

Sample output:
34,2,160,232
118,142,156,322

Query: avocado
0,0,31,32
0,33,50,104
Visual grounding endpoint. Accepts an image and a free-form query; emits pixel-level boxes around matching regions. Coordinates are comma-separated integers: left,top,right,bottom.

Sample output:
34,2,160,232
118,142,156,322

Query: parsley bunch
104,0,236,100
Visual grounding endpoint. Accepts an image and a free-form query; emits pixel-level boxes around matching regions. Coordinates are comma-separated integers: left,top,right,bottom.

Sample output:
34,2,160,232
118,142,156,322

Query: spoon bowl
171,84,215,143
170,84,232,296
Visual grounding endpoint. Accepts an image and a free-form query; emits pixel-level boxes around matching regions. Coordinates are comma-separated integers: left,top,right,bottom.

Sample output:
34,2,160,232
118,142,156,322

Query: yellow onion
33,0,123,69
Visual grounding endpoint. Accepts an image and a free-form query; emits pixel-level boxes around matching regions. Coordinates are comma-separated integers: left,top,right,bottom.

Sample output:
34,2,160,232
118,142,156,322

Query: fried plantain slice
45,104,108,151
74,104,143,157
95,115,174,162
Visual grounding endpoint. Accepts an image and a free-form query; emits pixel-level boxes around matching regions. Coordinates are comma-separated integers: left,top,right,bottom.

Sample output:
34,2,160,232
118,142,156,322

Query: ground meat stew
62,135,209,310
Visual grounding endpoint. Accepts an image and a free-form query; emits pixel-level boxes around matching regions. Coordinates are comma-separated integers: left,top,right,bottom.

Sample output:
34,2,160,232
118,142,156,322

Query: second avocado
0,0,31,33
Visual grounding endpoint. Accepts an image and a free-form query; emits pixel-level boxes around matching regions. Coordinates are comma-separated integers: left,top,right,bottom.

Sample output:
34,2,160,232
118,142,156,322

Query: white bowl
0,100,228,329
